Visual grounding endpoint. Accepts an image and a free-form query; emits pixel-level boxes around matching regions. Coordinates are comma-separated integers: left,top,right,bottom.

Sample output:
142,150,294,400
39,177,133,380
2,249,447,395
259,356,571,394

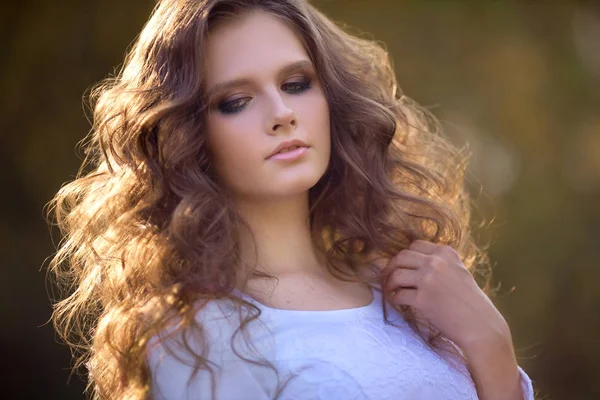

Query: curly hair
46,0,493,399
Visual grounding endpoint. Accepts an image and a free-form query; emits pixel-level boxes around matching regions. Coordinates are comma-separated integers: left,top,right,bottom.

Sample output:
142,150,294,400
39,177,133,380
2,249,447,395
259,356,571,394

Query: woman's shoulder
147,294,260,362
146,297,275,400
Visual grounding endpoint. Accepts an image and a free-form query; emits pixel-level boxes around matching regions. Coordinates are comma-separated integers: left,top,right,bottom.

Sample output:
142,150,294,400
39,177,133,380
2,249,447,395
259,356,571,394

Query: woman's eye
217,97,251,115
282,78,312,93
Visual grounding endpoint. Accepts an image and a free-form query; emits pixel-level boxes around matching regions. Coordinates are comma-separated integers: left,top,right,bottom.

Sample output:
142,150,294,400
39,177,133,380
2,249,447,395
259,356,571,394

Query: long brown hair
46,0,492,398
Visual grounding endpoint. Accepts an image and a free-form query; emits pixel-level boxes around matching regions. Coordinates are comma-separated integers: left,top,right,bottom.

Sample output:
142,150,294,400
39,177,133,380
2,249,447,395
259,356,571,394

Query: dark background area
2,1,599,399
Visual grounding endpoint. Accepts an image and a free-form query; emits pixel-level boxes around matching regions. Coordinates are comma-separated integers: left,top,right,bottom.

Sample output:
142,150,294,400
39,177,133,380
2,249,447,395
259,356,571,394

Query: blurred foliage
2,1,598,399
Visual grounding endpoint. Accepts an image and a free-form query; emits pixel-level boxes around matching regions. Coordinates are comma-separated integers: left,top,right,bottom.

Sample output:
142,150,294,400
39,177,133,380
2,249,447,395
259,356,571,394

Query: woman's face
204,10,331,201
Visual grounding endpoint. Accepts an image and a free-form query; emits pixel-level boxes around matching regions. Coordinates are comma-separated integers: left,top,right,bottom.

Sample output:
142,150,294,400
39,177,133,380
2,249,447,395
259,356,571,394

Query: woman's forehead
204,10,310,87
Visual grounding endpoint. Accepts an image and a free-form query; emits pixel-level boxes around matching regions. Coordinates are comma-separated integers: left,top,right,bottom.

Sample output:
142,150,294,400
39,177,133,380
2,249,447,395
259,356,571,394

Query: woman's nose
266,92,297,134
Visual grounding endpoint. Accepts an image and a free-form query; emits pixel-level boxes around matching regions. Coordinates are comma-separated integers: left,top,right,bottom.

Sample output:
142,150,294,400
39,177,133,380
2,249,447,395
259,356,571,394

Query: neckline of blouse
231,285,382,318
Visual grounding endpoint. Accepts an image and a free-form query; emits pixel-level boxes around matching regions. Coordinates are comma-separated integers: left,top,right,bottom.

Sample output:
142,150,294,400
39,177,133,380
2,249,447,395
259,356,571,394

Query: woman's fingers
391,287,418,307
385,267,420,292
408,239,439,255
380,249,426,277
380,249,426,296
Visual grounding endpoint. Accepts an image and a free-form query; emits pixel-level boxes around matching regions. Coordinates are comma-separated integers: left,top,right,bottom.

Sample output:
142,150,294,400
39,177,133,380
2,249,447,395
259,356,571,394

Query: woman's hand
380,240,528,399
379,239,511,352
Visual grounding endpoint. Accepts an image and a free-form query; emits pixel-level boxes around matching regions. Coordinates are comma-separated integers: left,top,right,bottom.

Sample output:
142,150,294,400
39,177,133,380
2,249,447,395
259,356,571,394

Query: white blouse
148,286,535,400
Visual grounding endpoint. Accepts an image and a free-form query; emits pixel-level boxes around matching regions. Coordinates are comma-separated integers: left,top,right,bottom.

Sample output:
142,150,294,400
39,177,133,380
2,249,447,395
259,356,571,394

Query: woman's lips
267,146,309,161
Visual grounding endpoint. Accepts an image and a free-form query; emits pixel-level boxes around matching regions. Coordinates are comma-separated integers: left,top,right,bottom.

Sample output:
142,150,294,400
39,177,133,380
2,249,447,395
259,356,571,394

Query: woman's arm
463,331,535,400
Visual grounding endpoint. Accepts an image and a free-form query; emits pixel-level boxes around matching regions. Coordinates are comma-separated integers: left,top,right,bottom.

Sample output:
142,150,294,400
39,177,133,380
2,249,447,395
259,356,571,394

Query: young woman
47,0,535,399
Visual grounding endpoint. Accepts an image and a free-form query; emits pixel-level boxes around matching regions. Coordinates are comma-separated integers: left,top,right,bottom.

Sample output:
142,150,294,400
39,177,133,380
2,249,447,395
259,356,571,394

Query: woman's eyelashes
216,78,313,115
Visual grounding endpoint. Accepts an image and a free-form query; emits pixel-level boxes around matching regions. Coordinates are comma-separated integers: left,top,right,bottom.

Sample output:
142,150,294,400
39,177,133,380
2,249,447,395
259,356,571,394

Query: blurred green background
2,1,599,399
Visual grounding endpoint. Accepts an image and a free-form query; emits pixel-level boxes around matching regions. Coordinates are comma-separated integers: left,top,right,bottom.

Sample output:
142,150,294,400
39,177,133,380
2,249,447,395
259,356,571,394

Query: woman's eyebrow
206,59,314,98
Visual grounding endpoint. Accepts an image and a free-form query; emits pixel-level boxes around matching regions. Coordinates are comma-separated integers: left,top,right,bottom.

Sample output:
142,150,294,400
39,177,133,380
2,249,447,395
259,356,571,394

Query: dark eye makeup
215,77,313,115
